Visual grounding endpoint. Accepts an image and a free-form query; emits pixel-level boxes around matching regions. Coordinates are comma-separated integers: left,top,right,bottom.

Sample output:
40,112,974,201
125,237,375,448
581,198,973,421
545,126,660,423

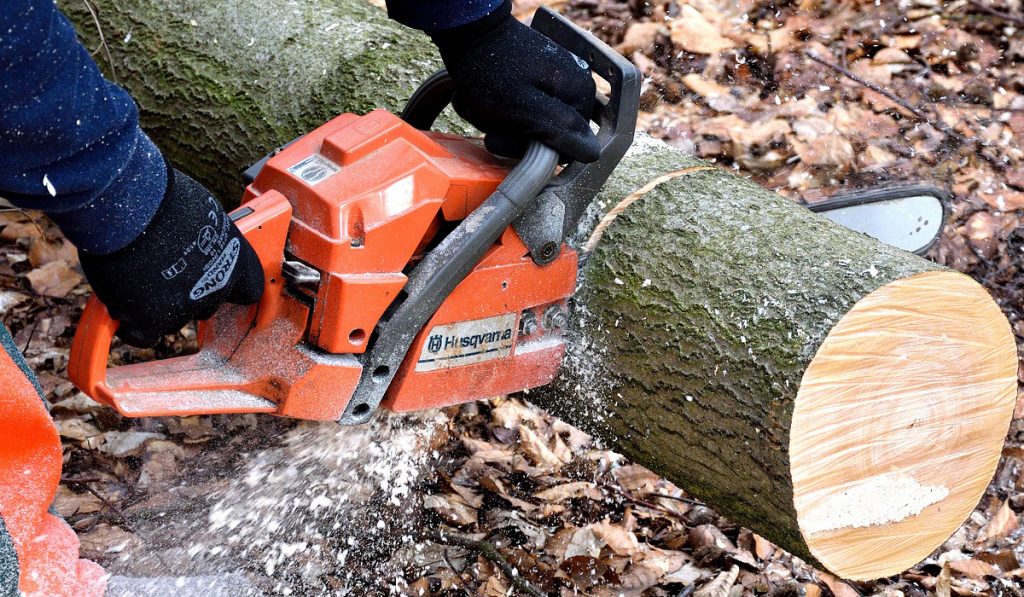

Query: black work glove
79,166,264,348
430,0,600,163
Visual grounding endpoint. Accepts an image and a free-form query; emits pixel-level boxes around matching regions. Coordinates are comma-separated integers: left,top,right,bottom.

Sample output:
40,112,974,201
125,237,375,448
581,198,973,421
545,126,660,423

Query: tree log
64,0,1018,580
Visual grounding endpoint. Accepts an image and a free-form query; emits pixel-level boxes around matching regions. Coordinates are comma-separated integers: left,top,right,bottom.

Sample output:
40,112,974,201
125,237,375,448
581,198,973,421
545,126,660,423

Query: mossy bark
542,141,941,562
65,0,947,569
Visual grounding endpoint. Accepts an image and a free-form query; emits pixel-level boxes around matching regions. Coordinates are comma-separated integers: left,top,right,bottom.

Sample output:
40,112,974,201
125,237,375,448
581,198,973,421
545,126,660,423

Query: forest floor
1,0,1024,595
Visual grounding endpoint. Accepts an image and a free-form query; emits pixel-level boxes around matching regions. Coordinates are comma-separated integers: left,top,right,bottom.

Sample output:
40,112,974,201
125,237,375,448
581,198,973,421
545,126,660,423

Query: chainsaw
67,8,642,425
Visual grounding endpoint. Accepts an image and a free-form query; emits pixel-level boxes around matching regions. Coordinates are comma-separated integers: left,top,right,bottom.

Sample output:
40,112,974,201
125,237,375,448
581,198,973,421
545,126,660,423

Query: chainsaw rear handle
68,194,294,418
401,6,641,265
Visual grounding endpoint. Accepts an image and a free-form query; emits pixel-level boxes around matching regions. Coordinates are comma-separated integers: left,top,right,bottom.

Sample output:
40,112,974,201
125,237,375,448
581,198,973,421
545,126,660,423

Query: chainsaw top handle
401,6,641,265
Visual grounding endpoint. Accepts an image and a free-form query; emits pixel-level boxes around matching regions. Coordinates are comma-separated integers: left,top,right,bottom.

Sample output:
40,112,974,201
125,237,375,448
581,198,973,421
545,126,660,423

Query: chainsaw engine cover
237,109,577,417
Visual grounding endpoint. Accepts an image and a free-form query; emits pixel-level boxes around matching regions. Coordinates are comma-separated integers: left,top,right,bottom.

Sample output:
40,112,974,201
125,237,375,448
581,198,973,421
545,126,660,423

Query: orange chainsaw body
69,110,577,421
69,7,640,423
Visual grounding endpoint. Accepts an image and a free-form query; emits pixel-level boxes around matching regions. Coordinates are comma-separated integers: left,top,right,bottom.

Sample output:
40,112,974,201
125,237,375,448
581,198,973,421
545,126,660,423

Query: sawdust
799,470,949,535
102,411,444,595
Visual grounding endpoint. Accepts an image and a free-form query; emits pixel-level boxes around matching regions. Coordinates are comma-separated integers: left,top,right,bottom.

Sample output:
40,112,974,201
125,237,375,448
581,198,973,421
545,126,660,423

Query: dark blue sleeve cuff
0,0,166,255
385,0,504,31
43,130,166,255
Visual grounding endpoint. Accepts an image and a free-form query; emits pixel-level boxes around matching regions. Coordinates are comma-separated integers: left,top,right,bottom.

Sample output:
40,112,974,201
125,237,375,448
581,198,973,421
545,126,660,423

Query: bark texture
64,0,999,576
546,140,939,560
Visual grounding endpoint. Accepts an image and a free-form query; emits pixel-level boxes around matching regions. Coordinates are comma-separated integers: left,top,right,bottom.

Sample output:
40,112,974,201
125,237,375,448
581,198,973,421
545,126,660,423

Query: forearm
0,0,165,254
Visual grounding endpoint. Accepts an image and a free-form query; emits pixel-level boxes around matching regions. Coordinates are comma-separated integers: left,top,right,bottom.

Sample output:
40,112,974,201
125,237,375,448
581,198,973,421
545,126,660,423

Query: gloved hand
78,166,264,348
430,0,600,163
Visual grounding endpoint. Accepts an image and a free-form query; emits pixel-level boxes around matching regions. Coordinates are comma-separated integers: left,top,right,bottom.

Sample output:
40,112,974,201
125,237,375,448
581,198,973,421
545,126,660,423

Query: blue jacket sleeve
385,0,503,31
0,0,165,254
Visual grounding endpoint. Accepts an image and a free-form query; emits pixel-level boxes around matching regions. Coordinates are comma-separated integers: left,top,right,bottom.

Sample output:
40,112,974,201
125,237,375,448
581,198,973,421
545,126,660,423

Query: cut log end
790,270,1018,580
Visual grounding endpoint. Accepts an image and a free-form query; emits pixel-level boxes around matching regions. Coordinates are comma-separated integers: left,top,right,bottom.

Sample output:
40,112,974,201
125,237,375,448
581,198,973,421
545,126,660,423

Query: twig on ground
60,476,106,484
804,51,969,145
0,208,51,241
966,0,1024,26
646,491,703,506
21,319,38,354
421,529,548,597
597,480,697,521
63,478,173,571
65,479,133,530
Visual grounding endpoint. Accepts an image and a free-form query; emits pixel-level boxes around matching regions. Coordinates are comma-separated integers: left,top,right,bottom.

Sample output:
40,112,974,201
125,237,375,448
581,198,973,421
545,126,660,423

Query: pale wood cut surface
790,271,1018,580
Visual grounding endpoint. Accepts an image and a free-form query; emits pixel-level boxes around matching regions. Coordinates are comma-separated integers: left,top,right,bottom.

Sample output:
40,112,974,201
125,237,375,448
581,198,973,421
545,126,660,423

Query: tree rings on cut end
789,271,1017,580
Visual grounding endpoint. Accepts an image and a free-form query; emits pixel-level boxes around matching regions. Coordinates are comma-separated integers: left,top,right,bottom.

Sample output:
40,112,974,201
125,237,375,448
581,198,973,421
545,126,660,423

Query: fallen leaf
694,565,739,597
423,494,477,526
752,533,774,559
861,144,899,169
535,481,603,502
964,211,1000,258
616,563,661,591
982,499,1019,545
803,584,823,597
95,430,165,458
478,573,509,597
77,524,141,560
977,548,1020,572
948,558,998,579
543,525,579,560
28,237,77,268
683,74,732,101
0,213,42,241
560,555,606,589
662,561,705,584
873,47,913,65
448,483,483,509
613,464,663,494
670,6,734,54
617,22,663,55
163,416,217,442
795,135,855,170
590,519,641,556
0,290,28,311
936,562,952,597
137,440,187,489
819,572,860,597
730,119,792,171
52,486,103,517
642,548,694,578
518,424,565,468
688,524,736,552
563,526,604,559
26,260,82,298
850,58,893,86
55,417,101,441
